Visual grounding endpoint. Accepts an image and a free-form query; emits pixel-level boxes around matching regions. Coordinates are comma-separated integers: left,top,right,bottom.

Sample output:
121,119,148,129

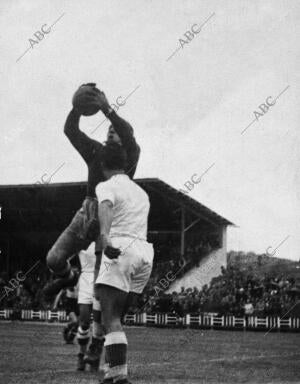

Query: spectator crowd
1,250,300,318
135,264,300,317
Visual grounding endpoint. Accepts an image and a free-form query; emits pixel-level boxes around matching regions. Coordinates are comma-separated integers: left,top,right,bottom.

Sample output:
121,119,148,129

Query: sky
0,0,299,260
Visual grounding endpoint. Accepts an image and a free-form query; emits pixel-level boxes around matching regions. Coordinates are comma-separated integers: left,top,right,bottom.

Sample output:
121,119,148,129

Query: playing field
0,322,299,384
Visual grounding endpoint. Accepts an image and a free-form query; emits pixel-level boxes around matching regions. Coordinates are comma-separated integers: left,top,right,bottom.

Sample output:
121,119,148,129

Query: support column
0,235,10,274
219,225,227,268
7,238,10,274
222,225,227,249
180,207,185,257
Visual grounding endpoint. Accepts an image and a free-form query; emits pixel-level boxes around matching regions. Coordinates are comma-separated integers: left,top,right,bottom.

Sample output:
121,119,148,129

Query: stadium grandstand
1,179,300,328
0,177,232,285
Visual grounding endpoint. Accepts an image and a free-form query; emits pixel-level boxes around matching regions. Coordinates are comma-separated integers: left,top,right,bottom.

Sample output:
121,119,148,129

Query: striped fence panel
1,310,300,331
31,311,43,320
247,316,256,327
135,313,146,324
224,315,235,327
48,310,67,321
21,310,32,320
291,317,300,329
203,314,212,327
20,310,67,321
233,316,246,328
189,315,200,326
156,313,166,325
184,314,190,326
212,316,224,327
124,314,135,324
146,314,157,325
165,314,178,325
0,309,12,319
279,317,291,329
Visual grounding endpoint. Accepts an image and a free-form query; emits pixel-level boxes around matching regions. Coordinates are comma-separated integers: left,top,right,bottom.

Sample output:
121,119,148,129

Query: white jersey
95,174,154,293
79,242,95,273
96,174,150,240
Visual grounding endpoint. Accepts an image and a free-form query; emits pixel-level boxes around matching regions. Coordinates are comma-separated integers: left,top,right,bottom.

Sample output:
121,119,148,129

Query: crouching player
94,143,154,384
53,283,79,344
76,242,105,371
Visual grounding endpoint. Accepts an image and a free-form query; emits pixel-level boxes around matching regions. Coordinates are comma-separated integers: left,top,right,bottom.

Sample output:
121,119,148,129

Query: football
72,84,101,116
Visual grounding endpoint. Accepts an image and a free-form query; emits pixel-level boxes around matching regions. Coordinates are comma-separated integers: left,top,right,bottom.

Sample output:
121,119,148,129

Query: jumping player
44,84,140,298
95,143,154,384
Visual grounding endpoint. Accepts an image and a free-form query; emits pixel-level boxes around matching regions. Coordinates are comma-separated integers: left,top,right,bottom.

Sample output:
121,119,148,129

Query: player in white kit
94,143,154,384
76,242,105,371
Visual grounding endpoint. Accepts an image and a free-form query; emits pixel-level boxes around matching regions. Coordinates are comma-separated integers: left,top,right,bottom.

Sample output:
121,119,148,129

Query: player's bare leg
64,310,79,344
76,303,92,371
84,299,105,372
121,292,139,324
44,201,98,300
96,283,131,384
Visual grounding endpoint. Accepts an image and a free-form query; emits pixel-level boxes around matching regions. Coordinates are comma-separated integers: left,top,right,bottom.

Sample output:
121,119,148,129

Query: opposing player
53,283,79,344
76,242,104,372
44,83,140,298
95,143,154,384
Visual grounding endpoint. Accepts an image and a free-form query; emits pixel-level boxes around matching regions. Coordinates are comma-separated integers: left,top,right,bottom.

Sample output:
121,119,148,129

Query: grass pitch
0,322,299,383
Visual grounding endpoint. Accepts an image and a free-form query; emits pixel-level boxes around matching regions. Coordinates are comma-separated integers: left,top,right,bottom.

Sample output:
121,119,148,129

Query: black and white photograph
0,1,299,383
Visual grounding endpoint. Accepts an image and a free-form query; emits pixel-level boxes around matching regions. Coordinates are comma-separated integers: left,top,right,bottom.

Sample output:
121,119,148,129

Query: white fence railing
0,309,13,319
0,309,299,331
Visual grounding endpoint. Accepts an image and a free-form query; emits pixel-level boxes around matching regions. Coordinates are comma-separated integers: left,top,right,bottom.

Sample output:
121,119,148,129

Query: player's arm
98,200,113,247
96,91,141,178
94,238,102,282
107,111,141,178
94,258,100,283
64,109,101,164
64,87,102,163
96,183,121,259
52,289,64,310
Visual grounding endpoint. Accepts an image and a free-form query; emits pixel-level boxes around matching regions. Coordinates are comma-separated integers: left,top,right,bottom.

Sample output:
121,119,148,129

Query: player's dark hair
102,142,127,171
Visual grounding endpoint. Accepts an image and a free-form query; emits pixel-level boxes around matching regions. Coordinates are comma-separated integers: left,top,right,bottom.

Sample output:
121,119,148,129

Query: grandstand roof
0,177,233,227
137,178,233,226
0,177,233,272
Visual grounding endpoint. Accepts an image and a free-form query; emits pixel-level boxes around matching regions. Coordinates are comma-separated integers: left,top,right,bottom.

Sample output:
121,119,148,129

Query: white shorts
78,272,101,311
95,237,154,294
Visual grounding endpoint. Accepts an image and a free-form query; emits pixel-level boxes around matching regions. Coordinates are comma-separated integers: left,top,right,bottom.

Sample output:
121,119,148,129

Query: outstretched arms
64,108,101,164
64,84,104,163
65,85,140,175
106,110,140,178
95,91,141,178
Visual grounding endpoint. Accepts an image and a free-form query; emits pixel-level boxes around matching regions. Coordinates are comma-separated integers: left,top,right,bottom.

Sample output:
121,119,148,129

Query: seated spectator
244,299,254,316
